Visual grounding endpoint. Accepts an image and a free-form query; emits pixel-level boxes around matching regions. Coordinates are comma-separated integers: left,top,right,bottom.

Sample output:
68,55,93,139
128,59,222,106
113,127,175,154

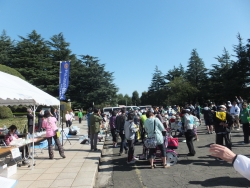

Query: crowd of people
3,98,250,179
85,96,250,178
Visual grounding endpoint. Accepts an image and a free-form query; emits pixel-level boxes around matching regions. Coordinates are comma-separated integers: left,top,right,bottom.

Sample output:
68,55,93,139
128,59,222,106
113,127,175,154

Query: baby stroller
139,130,178,166
169,116,184,137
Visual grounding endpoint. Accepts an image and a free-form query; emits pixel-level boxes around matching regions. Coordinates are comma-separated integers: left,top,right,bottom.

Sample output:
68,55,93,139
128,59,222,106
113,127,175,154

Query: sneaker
118,152,122,156
193,138,197,141
127,160,136,164
60,153,66,158
187,153,195,156
22,159,30,165
182,140,186,143
236,129,240,131
206,132,210,134
210,132,213,134
125,150,128,154
241,142,249,145
133,157,139,161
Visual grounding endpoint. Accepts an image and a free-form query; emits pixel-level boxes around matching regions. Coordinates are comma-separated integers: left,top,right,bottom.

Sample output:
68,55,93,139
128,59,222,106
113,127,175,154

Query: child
124,112,139,164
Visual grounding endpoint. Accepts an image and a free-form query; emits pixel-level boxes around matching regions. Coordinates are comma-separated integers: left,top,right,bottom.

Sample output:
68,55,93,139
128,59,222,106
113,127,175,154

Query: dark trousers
185,130,196,155
79,118,82,124
111,128,117,142
20,145,29,158
38,121,42,132
66,120,71,127
90,133,98,150
28,125,33,134
141,128,145,142
47,135,64,159
216,133,232,150
119,131,128,153
149,144,166,159
242,123,250,143
127,139,135,162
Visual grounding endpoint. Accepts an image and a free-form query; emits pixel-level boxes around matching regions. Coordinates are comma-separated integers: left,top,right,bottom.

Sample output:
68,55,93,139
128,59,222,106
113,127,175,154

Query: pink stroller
139,130,178,166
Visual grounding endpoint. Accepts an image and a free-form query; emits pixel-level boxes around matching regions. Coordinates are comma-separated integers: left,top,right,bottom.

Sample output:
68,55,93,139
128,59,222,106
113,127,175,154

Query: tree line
0,30,249,109
0,30,118,109
141,34,250,107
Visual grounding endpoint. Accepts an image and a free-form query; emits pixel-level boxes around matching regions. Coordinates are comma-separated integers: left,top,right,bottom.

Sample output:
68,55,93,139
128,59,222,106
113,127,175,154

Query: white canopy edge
0,71,60,106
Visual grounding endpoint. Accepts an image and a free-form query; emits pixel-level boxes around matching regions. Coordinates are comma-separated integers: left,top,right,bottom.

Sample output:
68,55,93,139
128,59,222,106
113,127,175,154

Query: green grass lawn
0,117,36,133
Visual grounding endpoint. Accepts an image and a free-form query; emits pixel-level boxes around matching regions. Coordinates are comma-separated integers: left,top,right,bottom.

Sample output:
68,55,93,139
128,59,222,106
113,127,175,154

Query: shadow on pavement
178,158,232,167
189,176,249,187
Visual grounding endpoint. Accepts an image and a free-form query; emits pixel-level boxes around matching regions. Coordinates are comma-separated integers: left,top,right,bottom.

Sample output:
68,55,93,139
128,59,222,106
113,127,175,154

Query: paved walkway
9,120,104,188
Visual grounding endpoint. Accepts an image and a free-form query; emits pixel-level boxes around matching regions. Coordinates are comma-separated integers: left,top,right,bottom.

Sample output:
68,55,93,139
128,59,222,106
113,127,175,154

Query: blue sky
1,1,250,97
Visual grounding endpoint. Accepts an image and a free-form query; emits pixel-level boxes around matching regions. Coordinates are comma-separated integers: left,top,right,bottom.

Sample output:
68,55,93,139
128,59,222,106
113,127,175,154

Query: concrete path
9,119,104,188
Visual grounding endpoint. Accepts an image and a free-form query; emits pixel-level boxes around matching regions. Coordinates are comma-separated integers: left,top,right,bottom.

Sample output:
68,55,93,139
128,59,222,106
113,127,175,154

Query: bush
0,106,13,118
0,64,25,80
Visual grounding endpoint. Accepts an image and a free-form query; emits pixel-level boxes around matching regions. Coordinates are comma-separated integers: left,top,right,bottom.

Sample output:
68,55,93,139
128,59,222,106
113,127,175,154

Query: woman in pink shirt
42,110,66,159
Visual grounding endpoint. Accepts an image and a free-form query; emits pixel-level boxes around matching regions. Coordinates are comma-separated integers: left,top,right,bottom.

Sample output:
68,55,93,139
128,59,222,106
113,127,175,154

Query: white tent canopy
0,71,60,106
0,71,60,168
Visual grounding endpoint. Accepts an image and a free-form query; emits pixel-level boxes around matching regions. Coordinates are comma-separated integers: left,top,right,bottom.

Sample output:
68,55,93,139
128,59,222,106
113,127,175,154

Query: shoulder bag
144,119,157,148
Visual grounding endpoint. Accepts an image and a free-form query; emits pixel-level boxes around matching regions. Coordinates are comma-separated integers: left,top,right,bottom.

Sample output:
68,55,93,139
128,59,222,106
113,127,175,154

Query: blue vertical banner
59,61,70,100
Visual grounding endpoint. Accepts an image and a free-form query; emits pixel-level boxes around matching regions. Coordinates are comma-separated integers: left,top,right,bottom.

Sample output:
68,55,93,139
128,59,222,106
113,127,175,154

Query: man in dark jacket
27,108,33,134
202,103,214,134
116,109,128,155
213,105,233,150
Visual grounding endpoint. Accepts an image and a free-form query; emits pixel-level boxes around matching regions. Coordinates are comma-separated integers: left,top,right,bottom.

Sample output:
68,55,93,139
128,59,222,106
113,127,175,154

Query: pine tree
12,30,54,93
229,34,250,97
209,48,233,102
148,66,166,92
165,64,185,82
0,30,15,67
185,49,208,89
77,55,118,108
48,33,79,100
132,91,140,106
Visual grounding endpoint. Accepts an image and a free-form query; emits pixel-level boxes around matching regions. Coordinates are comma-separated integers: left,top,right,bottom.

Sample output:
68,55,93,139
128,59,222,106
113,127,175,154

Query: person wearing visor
213,105,233,152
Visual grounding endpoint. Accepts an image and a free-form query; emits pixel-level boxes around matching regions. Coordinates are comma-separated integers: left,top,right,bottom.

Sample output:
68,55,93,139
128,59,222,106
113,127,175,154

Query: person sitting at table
4,125,29,164
42,110,66,159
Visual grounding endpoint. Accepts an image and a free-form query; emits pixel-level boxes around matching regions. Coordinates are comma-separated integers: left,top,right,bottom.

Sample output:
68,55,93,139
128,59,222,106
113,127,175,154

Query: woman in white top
65,111,72,127
184,109,196,156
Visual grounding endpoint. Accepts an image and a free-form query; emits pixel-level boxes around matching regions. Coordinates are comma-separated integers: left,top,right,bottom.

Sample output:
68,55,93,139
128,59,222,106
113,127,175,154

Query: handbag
167,137,178,149
144,120,157,148
55,129,61,138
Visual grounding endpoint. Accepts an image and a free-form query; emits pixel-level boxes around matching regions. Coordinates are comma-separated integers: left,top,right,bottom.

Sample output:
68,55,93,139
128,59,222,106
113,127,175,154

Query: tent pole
31,105,36,169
